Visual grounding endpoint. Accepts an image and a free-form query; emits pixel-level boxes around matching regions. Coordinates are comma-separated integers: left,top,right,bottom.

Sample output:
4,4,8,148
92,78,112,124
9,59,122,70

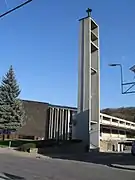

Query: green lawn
0,139,38,148
0,139,79,148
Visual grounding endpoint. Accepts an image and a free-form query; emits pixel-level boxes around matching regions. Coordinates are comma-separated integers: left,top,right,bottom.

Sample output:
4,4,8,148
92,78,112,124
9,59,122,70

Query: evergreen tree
0,65,25,136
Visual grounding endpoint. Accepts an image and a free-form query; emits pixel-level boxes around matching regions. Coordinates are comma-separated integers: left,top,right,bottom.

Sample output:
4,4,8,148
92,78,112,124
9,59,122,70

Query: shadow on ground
39,151,135,167
0,172,25,180
37,140,135,167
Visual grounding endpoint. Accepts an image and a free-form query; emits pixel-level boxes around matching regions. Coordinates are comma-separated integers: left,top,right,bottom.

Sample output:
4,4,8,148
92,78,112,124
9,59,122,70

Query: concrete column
117,144,120,152
114,144,117,152
49,108,54,139
120,144,124,152
67,110,70,134
56,109,59,141
118,130,120,139
110,128,112,138
48,108,51,139
61,109,64,140
65,110,68,140
53,109,57,139
59,109,62,140
52,108,56,139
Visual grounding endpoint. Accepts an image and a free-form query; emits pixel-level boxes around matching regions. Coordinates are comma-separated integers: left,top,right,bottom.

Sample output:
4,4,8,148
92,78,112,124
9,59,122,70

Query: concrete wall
38,142,87,154
72,17,90,147
17,100,49,139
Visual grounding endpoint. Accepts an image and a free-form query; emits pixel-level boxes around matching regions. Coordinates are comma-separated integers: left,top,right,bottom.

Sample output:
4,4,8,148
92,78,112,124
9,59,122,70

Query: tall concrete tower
72,9,100,151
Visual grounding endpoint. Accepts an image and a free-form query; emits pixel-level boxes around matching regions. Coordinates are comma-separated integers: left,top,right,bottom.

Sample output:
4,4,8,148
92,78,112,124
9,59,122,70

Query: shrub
18,143,36,152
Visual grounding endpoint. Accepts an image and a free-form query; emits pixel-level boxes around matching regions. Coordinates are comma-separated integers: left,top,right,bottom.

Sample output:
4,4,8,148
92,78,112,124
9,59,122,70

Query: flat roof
49,104,77,111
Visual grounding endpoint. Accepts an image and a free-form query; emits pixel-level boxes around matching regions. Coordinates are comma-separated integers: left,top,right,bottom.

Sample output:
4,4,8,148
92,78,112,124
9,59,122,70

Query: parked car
131,141,135,155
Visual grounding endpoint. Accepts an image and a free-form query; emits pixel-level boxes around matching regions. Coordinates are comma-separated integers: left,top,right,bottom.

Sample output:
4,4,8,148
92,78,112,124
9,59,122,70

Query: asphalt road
0,152,134,180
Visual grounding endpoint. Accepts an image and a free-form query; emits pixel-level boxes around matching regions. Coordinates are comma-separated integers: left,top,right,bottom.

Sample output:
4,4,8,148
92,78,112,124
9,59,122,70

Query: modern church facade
5,10,135,152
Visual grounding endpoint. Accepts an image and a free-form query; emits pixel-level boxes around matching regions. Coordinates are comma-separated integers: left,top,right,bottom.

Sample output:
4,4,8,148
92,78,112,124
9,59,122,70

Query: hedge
17,143,36,152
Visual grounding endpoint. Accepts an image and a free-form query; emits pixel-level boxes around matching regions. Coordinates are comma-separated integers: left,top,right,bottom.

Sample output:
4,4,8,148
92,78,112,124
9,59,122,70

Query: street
0,152,134,180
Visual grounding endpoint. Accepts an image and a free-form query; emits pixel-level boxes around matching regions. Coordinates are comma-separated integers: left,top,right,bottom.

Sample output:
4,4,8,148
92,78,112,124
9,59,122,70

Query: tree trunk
2,129,5,141
2,134,5,141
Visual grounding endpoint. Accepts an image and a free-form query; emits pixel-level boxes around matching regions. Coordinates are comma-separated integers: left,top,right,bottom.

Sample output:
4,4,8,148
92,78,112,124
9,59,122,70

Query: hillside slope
101,107,135,122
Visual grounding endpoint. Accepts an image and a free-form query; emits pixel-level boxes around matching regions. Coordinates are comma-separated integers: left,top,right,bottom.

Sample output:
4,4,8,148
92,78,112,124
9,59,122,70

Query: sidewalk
0,147,52,159
110,164,135,171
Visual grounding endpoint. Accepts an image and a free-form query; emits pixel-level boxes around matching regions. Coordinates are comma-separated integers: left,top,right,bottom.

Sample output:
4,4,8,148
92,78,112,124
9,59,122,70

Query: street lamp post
109,63,135,94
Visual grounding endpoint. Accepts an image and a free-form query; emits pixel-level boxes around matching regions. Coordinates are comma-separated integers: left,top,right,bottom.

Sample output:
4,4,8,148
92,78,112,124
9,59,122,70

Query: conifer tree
0,65,25,138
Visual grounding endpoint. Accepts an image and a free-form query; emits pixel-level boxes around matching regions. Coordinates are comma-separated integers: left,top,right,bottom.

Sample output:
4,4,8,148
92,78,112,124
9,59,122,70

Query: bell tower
72,9,100,151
